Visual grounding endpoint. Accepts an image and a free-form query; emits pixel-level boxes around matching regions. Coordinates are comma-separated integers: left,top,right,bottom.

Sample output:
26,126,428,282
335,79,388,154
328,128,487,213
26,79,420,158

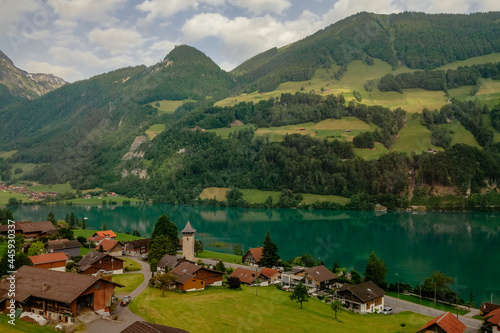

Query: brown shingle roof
120,320,189,333
0,221,57,234
246,247,263,263
125,238,149,248
0,266,121,304
171,262,222,276
77,251,124,272
47,239,82,250
339,281,385,303
30,252,68,265
418,312,466,333
157,254,185,270
228,267,260,285
172,272,198,285
304,265,337,283
481,302,500,314
260,267,279,279
96,239,121,252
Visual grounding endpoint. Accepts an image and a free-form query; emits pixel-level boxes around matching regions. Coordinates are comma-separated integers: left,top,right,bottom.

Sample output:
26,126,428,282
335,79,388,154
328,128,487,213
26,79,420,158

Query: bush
227,276,242,289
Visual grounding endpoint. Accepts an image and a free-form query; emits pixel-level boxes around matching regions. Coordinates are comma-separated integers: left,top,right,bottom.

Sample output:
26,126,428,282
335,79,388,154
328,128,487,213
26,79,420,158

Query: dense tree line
378,62,500,93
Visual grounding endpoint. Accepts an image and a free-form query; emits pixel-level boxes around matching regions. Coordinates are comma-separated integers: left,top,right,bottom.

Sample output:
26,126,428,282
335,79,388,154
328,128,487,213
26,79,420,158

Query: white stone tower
182,221,196,261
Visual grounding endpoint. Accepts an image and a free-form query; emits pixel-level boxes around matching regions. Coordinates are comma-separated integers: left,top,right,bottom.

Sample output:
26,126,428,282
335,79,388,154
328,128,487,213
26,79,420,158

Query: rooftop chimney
42,283,49,291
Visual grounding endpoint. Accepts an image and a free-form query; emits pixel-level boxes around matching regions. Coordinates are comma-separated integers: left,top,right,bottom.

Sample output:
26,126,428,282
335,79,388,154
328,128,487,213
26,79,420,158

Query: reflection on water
13,204,500,304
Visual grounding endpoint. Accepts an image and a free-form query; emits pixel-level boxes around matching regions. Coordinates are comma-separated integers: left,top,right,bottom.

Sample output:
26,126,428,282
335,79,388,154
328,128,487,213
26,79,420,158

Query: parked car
381,307,393,314
121,295,131,306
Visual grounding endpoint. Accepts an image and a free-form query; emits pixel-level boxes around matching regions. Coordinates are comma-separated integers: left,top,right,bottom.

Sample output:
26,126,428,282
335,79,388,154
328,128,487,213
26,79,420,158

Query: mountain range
1,11,500,211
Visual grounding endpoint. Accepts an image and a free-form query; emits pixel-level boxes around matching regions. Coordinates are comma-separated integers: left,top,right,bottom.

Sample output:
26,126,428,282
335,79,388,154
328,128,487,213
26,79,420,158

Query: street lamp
396,273,399,299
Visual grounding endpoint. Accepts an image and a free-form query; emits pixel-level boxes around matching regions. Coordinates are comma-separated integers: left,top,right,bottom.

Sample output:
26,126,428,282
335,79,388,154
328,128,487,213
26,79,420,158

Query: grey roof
125,238,150,248
47,239,82,250
120,321,189,333
0,266,121,304
157,254,184,270
76,251,124,272
181,221,196,234
304,265,338,283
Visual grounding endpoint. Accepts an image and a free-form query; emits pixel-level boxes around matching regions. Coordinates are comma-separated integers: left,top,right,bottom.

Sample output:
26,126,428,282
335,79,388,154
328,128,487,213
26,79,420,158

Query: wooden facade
78,253,124,275
32,260,66,271
177,276,205,291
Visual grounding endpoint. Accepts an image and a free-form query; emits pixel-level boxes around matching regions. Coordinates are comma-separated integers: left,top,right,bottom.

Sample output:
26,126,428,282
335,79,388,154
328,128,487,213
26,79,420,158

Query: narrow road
198,258,261,271
84,255,151,333
385,296,481,332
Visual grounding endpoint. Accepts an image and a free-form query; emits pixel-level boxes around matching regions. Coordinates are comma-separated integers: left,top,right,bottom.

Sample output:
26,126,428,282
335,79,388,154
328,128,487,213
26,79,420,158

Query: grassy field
145,124,166,140
441,121,481,148
0,150,17,159
436,53,500,70
130,286,431,333
386,292,469,316
206,124,255,139
80,247,91,256
0,191,27,206
113,273,144,294
58,195,143,205
9,162,39,179
196,250,242,264
30,182,73,193
354,143,389,160
73,230,143,242
198,187,349,205
0,315,57,332
149,99,195,113
123,257,142,271
392,116,442,154
481,114,500,143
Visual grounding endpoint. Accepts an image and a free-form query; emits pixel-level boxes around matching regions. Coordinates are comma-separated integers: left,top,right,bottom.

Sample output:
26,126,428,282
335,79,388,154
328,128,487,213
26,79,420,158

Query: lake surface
12,204,500,305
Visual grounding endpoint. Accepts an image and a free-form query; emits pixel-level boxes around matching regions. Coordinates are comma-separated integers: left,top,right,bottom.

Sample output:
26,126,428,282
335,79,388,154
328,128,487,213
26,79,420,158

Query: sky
0,0,499,82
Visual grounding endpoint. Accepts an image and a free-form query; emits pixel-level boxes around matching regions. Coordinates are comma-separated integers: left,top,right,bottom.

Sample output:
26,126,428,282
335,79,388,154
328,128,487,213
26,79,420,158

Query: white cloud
24,60,82,82
88,27,147,55
47,0,127,24
24,29,52,40
136,0,198,24
228,0,291,14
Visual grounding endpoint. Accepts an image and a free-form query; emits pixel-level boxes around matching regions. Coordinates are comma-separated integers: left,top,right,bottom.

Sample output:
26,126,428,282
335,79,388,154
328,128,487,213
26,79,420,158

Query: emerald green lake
12,204,500,305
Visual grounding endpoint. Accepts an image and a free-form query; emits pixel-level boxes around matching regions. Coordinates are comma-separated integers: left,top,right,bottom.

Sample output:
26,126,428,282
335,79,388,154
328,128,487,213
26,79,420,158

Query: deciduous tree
290,281,309,309
331,300,343,319
364,251,387,289
152,272,177,296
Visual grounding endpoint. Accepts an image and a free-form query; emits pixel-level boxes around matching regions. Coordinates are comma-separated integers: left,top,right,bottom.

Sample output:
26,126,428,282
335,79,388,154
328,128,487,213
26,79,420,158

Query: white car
381,307,393,314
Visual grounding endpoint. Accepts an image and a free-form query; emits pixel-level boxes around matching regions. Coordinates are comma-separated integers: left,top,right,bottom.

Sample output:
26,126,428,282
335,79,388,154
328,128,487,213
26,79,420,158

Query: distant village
0,219,498,333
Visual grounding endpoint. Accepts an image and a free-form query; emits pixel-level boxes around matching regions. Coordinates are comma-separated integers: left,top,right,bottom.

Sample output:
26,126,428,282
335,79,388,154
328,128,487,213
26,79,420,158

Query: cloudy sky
0,0,499,82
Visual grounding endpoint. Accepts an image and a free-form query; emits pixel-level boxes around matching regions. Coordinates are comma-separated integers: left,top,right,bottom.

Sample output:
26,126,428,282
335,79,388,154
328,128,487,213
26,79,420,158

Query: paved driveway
84,256,151,333
385,296,481,333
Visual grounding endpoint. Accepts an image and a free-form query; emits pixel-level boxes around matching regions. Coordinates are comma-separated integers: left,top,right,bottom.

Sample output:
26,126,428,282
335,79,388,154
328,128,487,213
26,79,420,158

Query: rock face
0,50,67,100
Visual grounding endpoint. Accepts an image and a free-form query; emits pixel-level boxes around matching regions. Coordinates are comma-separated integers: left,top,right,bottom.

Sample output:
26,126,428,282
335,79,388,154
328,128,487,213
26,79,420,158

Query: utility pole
434,282,437,307
396,273,399,299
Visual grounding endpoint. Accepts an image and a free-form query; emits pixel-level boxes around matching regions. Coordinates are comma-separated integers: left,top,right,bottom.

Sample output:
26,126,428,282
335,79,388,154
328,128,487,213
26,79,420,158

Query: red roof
95,230,117,238
30,252,69,265
486,308,500,326
260,267,279,279
246,247,263,263
228,267,260,285
96,239,120,252
87,235,106,242
418,312,466,333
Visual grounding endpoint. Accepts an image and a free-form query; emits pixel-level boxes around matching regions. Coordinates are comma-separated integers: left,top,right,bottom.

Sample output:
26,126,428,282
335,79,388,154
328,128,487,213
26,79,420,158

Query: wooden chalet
417,311,466,333
228,267,264,285
295,265,337,291
87,230,116,244
242,247,263,266
0,221,57,239
124,238,149,256
95,239,123,256
485,308,500,332
157,254,192,273
77,251,124,275
46,239,82,258
171,262,223,286
121,321,189,333
29,252,69,271
0,266,122,323
260,267,281,284
172,272,205,292
480,302,500,316
337,281,385,314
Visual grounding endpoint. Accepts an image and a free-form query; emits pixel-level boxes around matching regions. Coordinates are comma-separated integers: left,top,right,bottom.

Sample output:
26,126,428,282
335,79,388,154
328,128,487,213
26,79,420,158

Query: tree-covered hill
233,12,500,92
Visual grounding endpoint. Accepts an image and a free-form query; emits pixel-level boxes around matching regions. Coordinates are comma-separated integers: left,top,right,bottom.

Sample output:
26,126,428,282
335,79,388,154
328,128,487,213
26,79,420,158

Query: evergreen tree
232,243,243,256
58,227,74,240
149,215,178,255
81,218,86,230
214,260,226,273
69,212,76,228
227,276,241,289
65,214,69,224
101,222,107,231
289,281,309,309
98,245,104,252
350,269,363,285
149,235,169,263
47,211,56,226
364,251,387,289
195,240,203,256
260,231,280,268
0,208,13,225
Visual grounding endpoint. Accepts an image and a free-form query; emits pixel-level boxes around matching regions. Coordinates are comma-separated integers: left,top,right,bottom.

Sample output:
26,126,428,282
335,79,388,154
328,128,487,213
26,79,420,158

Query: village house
260,267,281,284
121,321,189,333
242,247,263,266
29,252,69,271
89,230,117,240
95,239,123,256
417,311,466,333
46,239,82,258
171,262,223,286
485,308,500,332
0,221,57,239
228,267,264,285
295,265,338,291
172,272,205,292
77,251,124,275
0,266,122,322
124,238,150,256
336,281,386,314
157,254,193,273
281,266,307,289
480,302,500,316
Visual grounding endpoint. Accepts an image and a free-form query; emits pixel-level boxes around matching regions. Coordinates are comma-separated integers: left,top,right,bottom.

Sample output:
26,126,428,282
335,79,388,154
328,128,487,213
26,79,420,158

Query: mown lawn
386,292,469,316
73,229,143,242
30,182,73,193
131,286,431,332
392,115,442,154
0,314,57,332
145,124,166,140
123,257,142,271
354,142,389,160
148,99,195,113
196,250,242,264
113,273,144,294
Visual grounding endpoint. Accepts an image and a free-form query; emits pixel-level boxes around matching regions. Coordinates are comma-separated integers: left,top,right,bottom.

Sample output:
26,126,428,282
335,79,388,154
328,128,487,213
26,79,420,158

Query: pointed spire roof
182,221,196,234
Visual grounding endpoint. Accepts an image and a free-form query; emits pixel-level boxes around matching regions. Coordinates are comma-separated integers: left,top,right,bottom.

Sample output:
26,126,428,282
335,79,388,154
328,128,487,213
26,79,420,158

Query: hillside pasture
9,162,39,179
436,52,500,70
0,150,17,159
146,124,166,140
206,124,255,139
149,99,195,113
441,121,481,148
354,143,390,160
391,115,442,154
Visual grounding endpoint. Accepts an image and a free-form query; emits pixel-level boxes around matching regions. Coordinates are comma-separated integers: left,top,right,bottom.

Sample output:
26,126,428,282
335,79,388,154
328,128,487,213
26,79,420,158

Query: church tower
182,221,196,261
